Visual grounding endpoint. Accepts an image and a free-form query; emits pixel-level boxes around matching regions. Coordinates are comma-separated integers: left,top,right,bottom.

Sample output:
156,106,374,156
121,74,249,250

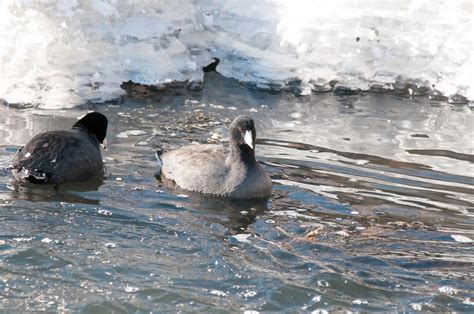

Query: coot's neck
72,123,89,133
73,125,100,144
229,142,256,166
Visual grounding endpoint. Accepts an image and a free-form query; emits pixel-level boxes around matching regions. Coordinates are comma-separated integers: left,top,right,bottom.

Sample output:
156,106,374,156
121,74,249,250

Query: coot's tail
12,167,51,184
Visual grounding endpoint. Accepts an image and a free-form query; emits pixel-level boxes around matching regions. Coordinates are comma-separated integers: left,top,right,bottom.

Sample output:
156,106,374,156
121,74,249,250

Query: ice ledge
0,0,472,108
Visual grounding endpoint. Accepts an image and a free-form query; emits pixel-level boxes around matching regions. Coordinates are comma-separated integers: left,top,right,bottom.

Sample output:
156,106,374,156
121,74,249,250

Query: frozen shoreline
0,0,472,108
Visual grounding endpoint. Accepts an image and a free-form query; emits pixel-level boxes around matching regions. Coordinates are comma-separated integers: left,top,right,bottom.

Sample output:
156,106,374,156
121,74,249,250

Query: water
0,74,473,312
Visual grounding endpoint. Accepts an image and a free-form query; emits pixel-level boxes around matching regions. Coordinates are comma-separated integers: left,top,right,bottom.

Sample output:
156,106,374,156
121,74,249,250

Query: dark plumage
11,112,108,185
157,115,272,199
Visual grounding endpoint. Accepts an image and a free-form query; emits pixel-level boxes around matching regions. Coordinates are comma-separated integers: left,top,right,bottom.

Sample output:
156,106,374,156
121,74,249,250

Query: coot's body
158,115,272,199
11,112,108,185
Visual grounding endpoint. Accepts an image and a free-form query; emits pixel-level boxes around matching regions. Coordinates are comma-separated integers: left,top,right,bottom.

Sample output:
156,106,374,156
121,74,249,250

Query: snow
0,0,471,109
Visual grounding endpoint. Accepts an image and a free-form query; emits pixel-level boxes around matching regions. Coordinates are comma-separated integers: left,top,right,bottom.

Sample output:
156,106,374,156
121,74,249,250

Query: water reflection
8,179,103,205
173,194,269,234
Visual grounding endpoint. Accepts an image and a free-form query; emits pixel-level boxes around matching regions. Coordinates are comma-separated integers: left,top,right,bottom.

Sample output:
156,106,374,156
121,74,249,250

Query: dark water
0,74,473,312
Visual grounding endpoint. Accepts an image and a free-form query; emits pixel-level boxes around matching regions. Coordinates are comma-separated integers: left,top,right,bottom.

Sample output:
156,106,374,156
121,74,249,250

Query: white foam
438,286,458,295
210,290,227,297
411,303,423,311
124,285,139,293
242,290,257,298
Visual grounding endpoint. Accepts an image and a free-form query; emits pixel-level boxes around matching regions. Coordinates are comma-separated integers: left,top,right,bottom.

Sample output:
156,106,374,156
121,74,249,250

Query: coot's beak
101,138,108,150
244,130,254,150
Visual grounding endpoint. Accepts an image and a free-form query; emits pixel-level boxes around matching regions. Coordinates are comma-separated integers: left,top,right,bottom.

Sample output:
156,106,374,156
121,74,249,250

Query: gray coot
11,112,108,186
157,115,272,199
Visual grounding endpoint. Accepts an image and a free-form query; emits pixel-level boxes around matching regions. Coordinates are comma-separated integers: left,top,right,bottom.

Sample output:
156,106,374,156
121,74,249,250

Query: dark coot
11,112,108,186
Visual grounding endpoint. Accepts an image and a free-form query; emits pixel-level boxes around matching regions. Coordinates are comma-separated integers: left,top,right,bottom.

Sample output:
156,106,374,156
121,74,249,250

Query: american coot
11,112,108,186
157,115,272,199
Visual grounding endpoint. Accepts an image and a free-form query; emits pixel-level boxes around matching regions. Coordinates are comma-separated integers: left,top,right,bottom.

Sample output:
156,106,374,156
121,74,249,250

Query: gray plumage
158,115,272,199
11,112,108,185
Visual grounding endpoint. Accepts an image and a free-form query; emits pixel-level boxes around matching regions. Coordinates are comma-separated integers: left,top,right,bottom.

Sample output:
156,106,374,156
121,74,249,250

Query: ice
210,290,227,297
450,234,473,243
438,286,458,295
13,237,33,242
97,209,112,216
124,285,139,293
336,230,350,237
242,290,257,298
41,237,53,243
105,242,116,248
232,234,251,243
411,303,423,311
116,130,147,138
0,0,472,109
463,298,474,305
317,280,330,287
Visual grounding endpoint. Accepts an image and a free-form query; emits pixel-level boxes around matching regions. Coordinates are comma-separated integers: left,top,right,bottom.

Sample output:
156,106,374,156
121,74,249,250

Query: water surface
0,74,473,312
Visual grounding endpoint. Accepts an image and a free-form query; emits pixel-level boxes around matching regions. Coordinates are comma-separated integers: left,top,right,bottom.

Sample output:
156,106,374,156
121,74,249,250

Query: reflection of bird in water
9,178,103,205
202,57,221,74
185,194,269,234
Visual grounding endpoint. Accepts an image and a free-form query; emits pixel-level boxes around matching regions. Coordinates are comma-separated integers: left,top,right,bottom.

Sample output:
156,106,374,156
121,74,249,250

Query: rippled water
0,74,473,312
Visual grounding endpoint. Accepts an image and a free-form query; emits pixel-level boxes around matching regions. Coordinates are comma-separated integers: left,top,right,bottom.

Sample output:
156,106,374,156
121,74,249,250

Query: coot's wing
161,144,230,195
12,130,103,184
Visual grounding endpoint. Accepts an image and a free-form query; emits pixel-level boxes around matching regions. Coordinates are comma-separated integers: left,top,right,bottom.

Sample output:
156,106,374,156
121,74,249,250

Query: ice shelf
0,0,472,108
